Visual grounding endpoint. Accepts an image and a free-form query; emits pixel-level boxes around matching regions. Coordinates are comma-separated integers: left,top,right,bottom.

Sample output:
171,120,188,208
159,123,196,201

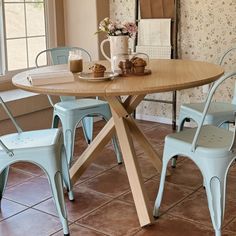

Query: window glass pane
4,1,44,2
5,3,25,38
2,0,47,72
28,36,46,67
31,0,44,2
7,39,27,70
4,0,24,2
26,3,45,37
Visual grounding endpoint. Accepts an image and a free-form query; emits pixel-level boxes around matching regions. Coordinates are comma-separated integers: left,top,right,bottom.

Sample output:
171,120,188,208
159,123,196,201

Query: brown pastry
118,59,132,75
90,63,106,77
132,57,147,74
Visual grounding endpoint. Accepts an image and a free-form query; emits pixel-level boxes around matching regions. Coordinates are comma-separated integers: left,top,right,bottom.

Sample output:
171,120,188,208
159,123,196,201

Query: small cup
68,49,83,73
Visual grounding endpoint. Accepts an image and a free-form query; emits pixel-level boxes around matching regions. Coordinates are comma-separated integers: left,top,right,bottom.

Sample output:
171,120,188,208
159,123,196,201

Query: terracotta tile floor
1,120,236,235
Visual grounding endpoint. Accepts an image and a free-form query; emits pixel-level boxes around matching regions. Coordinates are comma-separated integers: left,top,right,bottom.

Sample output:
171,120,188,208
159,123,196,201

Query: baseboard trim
135,113,172,125
0,89,51,121
136,113,196,128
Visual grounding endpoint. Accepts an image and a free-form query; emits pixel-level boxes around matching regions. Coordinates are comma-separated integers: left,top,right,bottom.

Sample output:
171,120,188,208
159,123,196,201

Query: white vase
100,35,129,72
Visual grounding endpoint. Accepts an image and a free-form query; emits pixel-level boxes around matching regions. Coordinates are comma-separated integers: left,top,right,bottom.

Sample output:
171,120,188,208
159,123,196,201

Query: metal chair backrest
204,47,236,105
35,47,92,67
191,71,236,152
218,47,236,105
35,47,92,104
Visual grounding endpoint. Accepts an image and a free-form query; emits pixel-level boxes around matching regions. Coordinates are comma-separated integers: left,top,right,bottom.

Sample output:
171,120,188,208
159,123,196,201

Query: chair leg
171,114,188,168
219,122,229,129
171,156,178,168
177,113,189,133
111,135,122,164
48,171,70,236
101,115,122,164
82,116,93,144
171,116,186,168
63,128,73,165
0,167,9,202
204,174,226,236
153,151,171,217
61,146,74,201
52,114,60,128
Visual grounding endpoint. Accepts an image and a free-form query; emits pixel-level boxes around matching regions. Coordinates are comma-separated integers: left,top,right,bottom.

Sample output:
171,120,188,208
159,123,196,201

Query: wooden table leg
126,117,163,172
69,118,116,184
127,116,170,176
107,95,168,174
112,114,154,226
70,94,166,227
107,96,154,226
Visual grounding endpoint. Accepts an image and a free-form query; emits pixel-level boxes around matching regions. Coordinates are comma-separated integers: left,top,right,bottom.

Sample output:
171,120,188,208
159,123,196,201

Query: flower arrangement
97,17,138,38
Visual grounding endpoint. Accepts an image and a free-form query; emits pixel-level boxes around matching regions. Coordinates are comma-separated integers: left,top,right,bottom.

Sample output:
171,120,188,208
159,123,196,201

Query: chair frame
35,46,95,143
35,46,92,105
179,47,236,130
154,71,236,236
172,47,236,167
35,46,122,166
0,96,70,235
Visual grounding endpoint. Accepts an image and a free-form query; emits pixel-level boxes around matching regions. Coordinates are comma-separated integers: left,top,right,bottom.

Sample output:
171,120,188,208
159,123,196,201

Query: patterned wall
109,0,236,122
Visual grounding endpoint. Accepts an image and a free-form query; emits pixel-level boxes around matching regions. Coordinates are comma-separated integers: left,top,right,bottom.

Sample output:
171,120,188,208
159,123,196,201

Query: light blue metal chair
153,71,236,236
178,48,236,130
35,47,122,166
0,96,70,235
172,47,236,167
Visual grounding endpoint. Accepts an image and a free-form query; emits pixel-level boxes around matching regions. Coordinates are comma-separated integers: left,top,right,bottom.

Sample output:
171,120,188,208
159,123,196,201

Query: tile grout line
159,185,203,217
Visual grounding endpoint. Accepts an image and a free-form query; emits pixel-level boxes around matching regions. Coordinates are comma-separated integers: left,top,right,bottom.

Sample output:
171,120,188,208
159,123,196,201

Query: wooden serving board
119,69,152,77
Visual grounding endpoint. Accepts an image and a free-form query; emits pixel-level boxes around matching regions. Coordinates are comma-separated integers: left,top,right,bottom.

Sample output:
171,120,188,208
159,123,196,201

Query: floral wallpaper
110,0,136,22
109,0,236,123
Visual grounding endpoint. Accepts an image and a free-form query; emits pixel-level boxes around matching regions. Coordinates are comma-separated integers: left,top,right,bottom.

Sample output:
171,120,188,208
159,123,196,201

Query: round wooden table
12,59,224,227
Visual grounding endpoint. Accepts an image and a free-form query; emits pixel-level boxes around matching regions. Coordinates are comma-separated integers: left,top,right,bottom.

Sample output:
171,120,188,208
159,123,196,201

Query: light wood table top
12,59,224,97
12,59,224,228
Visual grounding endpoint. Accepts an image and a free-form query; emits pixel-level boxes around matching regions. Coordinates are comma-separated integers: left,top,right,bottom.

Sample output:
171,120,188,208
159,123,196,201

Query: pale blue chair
178,47,236,130
35,47,122,166
154,71,236,236
0,96,70,235
172,47,236,167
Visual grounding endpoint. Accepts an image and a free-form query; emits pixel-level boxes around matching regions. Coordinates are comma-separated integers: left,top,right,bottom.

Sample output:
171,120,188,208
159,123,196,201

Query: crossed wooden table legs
69,94,167,227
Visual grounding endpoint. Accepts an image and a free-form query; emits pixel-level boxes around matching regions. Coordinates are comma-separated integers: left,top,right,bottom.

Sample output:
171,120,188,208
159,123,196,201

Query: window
0,0,56,75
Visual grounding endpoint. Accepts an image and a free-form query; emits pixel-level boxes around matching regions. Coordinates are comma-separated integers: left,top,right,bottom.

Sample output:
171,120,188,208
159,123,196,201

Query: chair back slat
50,49,70,64
218,47,236,105
219,47,236,66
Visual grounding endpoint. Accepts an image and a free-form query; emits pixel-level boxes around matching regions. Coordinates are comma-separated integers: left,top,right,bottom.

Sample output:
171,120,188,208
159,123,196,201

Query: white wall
63,0,109,60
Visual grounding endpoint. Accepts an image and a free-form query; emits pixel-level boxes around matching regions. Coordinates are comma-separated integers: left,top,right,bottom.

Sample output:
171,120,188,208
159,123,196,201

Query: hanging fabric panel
140,0,175,19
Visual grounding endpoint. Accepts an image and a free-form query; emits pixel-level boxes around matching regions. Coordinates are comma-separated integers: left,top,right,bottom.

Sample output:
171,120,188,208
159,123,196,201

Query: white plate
78,72,118,82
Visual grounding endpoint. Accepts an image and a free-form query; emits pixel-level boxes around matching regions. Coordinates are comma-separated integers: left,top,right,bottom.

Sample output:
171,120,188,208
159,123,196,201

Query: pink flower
96,17,138,38
123,22,138,38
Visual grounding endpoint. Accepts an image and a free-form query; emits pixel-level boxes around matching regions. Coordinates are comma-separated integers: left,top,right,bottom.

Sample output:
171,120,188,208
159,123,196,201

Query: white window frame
0,0,5,76
0,0,57,84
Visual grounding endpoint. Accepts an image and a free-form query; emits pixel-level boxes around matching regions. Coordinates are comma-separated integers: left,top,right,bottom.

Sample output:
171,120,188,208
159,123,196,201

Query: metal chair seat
179,102,236,129
166,125,232,156
54,98,108,111
53,98,122,165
